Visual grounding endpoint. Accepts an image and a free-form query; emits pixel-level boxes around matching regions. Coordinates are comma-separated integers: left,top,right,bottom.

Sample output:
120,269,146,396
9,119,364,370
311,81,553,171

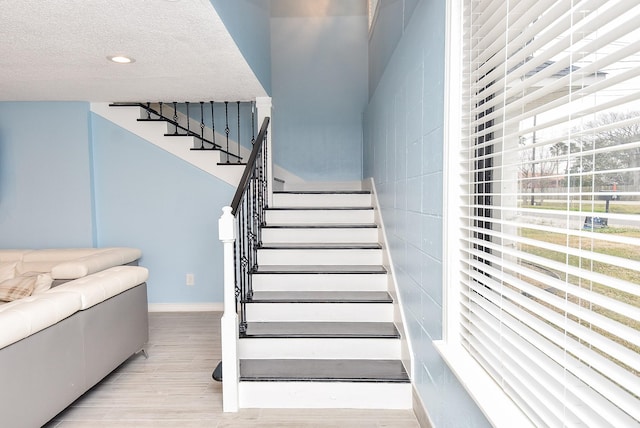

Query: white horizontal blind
460,0,640,426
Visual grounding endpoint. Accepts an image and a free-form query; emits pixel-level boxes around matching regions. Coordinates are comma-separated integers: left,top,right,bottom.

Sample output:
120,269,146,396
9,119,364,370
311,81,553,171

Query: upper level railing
110,101,258,164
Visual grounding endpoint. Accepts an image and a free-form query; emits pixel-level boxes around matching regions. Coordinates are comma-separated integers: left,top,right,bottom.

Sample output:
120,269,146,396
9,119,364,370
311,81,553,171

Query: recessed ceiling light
107,55,135,64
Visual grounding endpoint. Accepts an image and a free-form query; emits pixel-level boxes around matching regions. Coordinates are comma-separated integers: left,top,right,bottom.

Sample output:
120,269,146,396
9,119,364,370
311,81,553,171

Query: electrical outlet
186,273,195,286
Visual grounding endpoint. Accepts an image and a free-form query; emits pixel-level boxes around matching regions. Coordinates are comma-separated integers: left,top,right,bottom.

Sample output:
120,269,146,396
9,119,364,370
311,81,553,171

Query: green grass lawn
525,200,640,215
519,227,640,370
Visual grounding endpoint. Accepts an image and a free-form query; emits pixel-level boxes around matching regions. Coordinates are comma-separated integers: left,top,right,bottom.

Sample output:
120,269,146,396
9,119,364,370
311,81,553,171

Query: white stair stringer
90,102,244,186
238,186,411,409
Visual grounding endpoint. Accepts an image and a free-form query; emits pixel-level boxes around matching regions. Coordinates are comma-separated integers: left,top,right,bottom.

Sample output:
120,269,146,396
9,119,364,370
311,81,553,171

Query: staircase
235,186,411,409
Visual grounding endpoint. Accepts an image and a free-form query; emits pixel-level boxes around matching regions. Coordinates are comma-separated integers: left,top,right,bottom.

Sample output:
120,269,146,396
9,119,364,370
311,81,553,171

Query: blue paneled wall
364,0,490,426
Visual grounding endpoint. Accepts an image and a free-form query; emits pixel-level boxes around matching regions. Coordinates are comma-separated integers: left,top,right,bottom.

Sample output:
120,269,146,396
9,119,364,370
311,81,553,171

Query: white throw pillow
31,272,54,294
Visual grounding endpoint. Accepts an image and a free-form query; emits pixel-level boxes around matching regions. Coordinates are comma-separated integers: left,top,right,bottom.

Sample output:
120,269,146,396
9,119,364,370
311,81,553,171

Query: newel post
256,96,273,207
218,206,239,412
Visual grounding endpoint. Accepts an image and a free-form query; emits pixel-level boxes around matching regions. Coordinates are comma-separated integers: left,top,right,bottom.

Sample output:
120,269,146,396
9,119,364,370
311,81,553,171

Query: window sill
433,340,535,428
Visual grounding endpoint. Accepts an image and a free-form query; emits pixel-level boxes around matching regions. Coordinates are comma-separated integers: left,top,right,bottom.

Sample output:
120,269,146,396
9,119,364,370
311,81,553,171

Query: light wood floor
44,312,420,427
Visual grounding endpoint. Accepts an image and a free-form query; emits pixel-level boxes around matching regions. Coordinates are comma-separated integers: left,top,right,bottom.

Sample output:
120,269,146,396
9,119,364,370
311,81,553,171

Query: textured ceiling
0,0,267,102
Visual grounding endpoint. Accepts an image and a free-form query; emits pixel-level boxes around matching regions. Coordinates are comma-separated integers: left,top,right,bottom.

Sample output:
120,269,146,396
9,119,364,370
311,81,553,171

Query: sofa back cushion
0,262,17,283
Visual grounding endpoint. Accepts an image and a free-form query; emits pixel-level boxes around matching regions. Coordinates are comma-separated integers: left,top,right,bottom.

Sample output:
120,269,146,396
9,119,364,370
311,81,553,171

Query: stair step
248,291,392,303
243,322,400,338
254,265,387,274
257,247,383,266
238,381,412,409
265,208,374,225
262,225,379,244
239,359,409,383
239,337,401,359
244,302,392,322
274,190,372,194
272,191,372,208
260,243,381,250
251,265,389,292
245,292,391,323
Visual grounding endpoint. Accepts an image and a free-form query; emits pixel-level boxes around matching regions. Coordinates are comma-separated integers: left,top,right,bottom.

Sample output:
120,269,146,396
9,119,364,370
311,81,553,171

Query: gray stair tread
274,190,370,195
263,224,377,229
243,322,400,338
249,291,392,303
260,243,381,250
239,359,409,383
254,265,387,274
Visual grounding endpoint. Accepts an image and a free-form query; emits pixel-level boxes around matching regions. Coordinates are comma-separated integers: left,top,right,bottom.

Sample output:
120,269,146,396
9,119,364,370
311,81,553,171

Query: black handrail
231,117,270,215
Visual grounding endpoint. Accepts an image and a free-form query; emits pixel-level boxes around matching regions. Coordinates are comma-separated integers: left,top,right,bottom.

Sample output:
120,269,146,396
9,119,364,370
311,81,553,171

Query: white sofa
0,248,149,428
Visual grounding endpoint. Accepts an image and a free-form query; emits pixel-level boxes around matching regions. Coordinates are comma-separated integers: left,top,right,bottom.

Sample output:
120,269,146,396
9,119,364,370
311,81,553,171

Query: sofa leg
137,348,149,359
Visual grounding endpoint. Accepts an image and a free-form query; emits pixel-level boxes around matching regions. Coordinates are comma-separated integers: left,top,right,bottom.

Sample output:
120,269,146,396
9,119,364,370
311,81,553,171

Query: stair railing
218,115,270,412
110,101,257,163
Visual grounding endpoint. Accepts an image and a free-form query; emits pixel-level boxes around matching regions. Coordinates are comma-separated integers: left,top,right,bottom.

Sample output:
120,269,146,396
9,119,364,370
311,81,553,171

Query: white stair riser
239,338,401,360
257,249,383,266
283,181,363,192
261,228,379,244
273,193,372,208
244,303,393,322
251,273,388,291
239,381,412,409
265,210,374,225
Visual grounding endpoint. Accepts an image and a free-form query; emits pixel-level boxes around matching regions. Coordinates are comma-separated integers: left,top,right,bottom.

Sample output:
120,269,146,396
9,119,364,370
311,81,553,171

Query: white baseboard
148,303,223,312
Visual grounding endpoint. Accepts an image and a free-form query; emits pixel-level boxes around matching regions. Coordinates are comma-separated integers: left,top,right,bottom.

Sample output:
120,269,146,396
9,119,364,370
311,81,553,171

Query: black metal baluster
210,101,216,149
199,102,205,149
159,102,163,118
173,102,179,135
225,101,230,163
251,101,256,144
238,200,247,333
146,102,151,119
185,102,191,135
237,101,241,163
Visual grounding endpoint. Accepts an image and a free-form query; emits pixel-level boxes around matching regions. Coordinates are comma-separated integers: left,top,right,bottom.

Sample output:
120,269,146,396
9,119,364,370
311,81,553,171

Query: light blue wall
0,102,95,248
364,0,490,426
91,114,234,304
270,0,368,181
0,101,232,304
209,0,272,95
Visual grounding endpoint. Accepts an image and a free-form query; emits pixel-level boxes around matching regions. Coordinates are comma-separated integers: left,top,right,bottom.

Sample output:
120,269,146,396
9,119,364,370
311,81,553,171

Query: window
455,0,640,425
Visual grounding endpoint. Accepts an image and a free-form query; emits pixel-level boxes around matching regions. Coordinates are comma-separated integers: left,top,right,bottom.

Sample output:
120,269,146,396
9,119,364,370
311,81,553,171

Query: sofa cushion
0,262,17,282
51,247,141,279
50,266,149,309
0,291,82,348
0,250,29,264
